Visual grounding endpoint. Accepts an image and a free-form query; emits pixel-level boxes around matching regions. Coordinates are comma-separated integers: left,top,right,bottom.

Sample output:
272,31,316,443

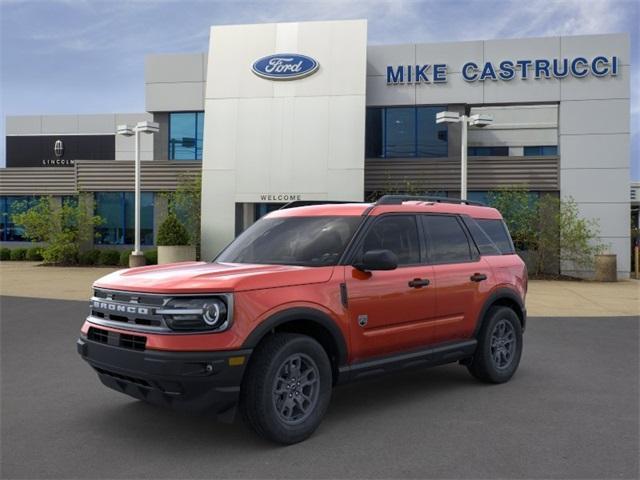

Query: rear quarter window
476,219,516,254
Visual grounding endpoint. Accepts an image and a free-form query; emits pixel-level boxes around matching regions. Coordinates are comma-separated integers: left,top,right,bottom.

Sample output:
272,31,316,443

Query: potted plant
157,214,195,264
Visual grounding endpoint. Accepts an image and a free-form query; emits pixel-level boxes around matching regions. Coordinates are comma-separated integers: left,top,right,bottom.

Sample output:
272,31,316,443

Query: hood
93,261,335,294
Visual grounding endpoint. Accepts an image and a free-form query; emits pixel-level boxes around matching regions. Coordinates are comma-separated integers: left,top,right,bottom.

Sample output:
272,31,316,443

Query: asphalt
1,296,638,480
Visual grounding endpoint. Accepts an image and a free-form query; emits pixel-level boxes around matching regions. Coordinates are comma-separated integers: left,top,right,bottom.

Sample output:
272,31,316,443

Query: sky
1,0,638,178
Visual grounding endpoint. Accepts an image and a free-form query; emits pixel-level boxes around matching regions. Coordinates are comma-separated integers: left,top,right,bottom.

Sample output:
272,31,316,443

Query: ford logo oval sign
252,54,319,80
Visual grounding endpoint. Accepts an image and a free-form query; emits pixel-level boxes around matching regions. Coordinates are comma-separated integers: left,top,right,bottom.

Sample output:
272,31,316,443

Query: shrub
10,248,27,261
157,214,190,246
0,248,11,261
79,249,101,265
98,250,120,266
11,196,103,265
144,249,158,265
119,250,131,267
26,247,43,261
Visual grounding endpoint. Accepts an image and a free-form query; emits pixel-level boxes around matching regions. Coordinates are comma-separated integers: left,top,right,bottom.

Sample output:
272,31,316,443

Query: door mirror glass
354,249,398,271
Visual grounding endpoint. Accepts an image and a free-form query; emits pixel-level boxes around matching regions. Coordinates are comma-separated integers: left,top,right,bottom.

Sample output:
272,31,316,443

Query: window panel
524,145,558,156
169,112,204,160
423,215,472,264
1,196,38,242
365,108,384,158
468,146,509,156
365,106,448,159
361,215,420,265
385,108,416,157
95,192,154,245
417,107,448,157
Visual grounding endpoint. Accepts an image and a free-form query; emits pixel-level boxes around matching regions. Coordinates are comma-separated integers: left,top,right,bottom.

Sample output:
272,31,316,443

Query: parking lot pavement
1,296,638,480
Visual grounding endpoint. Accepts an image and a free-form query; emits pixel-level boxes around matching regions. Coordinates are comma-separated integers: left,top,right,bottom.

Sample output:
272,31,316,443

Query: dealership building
0,20,632,277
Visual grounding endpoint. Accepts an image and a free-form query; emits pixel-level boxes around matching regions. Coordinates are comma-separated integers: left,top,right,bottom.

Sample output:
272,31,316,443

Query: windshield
216,216,362,267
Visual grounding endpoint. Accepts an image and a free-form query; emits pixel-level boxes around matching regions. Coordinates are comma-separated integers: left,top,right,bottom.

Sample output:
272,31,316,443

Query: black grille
90,288,167,331
87,327,147,351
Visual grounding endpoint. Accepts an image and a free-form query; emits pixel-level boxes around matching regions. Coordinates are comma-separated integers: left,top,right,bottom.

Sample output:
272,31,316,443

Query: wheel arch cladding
474,288,526,336
242,307,348,383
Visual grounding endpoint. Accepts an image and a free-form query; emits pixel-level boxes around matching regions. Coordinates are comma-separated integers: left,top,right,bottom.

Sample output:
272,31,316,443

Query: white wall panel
560,134,629,169
560,168,629,203
560,99,629,135
201,20,367,258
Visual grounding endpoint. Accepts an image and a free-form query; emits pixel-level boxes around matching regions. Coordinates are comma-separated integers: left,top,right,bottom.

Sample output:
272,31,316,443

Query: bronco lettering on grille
92,300,149,315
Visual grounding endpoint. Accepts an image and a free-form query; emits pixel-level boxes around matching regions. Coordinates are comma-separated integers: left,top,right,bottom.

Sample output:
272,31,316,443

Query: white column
460,115,468,200
134,128,141,255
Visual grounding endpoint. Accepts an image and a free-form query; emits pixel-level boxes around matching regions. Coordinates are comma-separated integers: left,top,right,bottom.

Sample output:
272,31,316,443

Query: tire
240,333,332,444
467,306,523,384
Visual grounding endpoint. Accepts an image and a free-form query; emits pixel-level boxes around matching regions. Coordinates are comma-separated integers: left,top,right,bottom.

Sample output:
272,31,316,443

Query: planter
594,254,617,282
158,245,196,265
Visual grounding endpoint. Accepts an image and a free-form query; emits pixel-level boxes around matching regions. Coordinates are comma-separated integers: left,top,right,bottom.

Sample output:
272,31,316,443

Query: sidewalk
0,261,638,317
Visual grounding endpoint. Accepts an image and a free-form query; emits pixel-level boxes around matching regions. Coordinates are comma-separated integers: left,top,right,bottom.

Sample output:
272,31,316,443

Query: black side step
337,339,477,384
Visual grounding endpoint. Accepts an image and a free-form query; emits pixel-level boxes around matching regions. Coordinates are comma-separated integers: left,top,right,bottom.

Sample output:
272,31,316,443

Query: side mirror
354,249,398,271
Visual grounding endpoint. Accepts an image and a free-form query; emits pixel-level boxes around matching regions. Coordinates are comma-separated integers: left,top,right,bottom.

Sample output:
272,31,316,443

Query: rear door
421,214,491,344
346,214,436,360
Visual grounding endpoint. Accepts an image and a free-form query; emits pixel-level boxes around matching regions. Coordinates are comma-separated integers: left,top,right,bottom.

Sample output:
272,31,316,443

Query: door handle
470,273,487,282
408,278,430,288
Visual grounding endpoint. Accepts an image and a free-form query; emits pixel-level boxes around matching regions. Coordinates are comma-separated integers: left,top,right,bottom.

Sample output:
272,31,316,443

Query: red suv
78,196,527,444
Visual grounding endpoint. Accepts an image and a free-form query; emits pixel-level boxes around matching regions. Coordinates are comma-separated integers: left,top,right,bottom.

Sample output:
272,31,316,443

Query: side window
463,217,501,256
476,219,516,254
360,215,420,266
422,215,473,264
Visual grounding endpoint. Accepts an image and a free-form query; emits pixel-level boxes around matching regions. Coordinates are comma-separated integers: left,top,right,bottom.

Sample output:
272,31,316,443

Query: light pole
436,111,493,200
116,121,159,267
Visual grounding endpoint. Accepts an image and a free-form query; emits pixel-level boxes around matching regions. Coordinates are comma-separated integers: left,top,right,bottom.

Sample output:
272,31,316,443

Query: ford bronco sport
78,195,527,444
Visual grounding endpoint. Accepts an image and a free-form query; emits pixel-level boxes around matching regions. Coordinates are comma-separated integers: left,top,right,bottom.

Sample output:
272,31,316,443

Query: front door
346,215,436,361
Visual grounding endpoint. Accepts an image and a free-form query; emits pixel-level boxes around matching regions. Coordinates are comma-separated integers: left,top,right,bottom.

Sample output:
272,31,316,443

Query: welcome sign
386,55,620,84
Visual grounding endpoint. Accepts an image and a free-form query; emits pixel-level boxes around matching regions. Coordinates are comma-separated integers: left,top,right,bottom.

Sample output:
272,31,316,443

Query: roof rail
375,195,486,207
279,200,363,210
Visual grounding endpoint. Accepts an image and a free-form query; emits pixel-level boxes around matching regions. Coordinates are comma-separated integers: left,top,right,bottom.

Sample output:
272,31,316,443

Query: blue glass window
417,107,448,157
169,112,204,160
523,146,558,156
365,106,448,158
94,192,154,245
468,146,509,156
0,196,38,241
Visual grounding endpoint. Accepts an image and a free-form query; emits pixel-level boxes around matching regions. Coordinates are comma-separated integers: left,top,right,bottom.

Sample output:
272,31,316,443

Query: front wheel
240,333,332,444
467,306,523,383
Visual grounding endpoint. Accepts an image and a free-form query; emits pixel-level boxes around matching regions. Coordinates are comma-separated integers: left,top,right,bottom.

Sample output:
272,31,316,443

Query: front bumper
77,335,251,415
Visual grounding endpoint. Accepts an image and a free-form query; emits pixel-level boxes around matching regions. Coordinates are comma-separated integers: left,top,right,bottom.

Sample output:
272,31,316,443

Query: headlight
157,296,231,332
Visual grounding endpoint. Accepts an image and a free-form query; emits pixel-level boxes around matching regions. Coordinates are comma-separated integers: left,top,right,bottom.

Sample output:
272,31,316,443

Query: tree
11,196,103,265
164,173,201,247
487,188,605,277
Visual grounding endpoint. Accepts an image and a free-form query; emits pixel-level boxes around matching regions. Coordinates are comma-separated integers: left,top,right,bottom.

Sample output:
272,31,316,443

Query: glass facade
94,192,154,245
468,146,509,156
365,106,448,158
524,146,558,156
0,196,38,241
169,112,204,160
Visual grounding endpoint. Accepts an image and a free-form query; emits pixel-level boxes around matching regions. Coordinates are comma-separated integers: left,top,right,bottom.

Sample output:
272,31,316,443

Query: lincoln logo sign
386,55,620,84
54,139,64,158
252,54,319,80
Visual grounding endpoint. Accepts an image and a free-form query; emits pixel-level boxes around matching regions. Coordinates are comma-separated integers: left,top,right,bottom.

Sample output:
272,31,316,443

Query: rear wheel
467,306,522,383
240,333,332,444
